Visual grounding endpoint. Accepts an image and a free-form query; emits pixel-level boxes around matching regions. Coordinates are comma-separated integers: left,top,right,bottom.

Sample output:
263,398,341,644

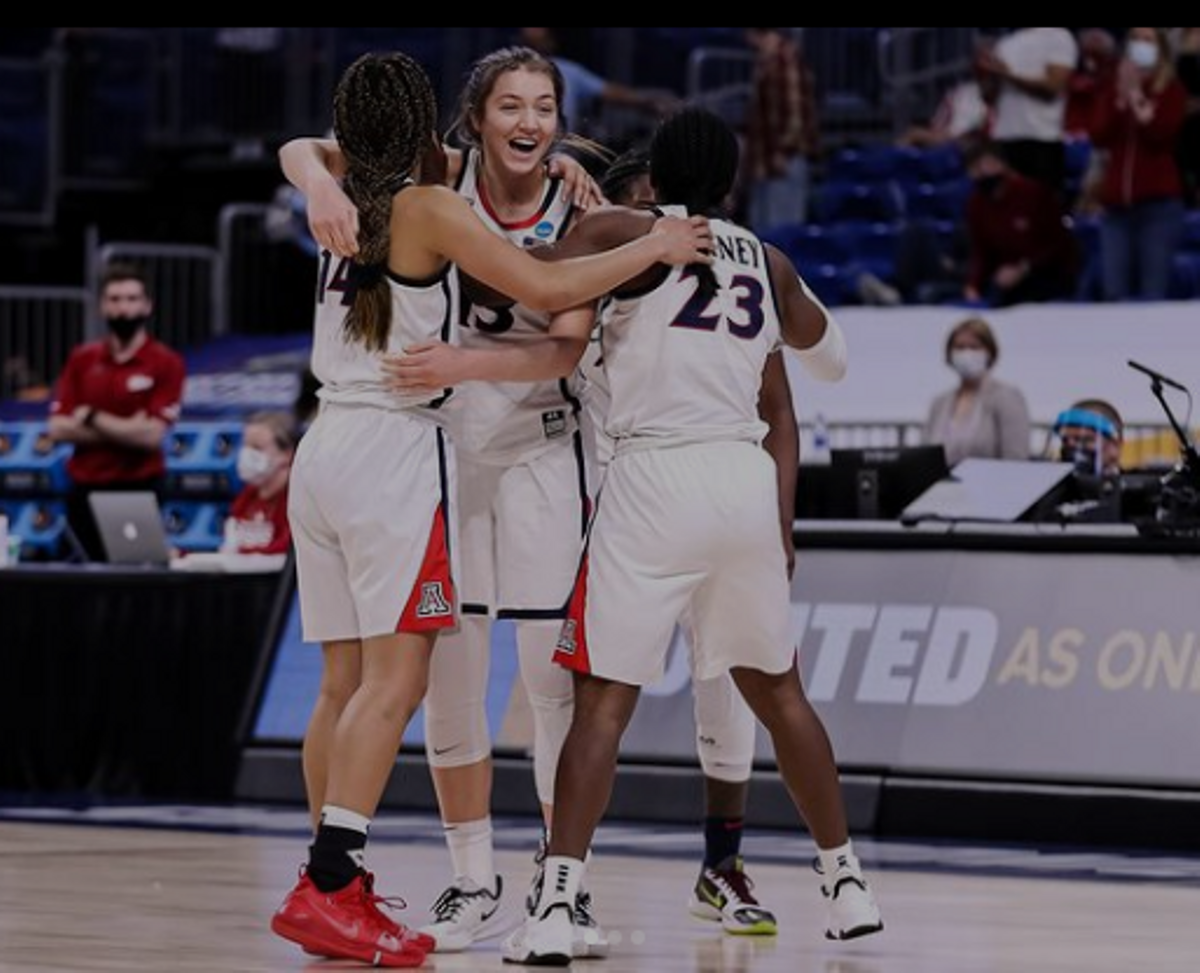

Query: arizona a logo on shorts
556,620,577,655
415,582,452,618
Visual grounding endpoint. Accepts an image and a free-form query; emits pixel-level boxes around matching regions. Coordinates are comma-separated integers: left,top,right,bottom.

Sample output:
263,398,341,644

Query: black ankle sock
307,823,367,892
703,816,744,869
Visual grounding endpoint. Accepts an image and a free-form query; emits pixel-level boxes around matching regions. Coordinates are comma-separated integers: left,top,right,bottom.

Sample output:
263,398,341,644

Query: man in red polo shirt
48,263,186,561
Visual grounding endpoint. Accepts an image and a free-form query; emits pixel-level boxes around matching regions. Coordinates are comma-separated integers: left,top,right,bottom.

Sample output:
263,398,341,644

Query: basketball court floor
1,803,1196,972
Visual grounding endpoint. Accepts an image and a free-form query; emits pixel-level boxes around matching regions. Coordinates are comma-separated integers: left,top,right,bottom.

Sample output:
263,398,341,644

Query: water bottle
810,413,832,466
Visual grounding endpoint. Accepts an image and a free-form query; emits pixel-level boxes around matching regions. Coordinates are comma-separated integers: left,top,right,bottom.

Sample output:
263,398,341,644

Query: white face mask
237,446,275,485
950,348,990,381
1128,39,1158,70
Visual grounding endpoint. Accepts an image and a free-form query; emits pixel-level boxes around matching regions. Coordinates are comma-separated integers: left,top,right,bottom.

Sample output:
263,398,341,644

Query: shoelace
574,890,597,928
360,873,416,938
707,865,759,907
812,858,867,899
429,885,479,922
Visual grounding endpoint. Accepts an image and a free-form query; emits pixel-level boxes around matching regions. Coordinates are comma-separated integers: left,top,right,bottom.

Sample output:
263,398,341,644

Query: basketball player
390,107,883,963
281,47,615,956
602,147,791,937
269,52,710,967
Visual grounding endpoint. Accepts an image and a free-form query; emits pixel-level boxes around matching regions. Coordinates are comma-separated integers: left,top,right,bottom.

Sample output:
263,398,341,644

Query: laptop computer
88,491,172,565
900,458,1076,525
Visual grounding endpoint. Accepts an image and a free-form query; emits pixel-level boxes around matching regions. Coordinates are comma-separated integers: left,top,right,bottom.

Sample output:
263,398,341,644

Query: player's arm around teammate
279,136,604,259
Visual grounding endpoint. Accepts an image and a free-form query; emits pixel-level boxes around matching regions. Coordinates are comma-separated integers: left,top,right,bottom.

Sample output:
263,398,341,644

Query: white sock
818,840,857,878
537,855,584,914
444,817,496,891
320,804,370,834
580,847,594,894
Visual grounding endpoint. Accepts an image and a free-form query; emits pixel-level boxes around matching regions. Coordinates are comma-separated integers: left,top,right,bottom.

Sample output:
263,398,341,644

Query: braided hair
649,107,738,215
649,108,738,301
600,146,651,205
333,52,438,351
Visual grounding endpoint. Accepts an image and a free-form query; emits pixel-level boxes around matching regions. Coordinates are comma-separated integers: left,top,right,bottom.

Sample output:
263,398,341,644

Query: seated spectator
963,140,1078,306
924,316,1031,466
899,38,996,148
1089,27,1187,301
1053,398,1124,477
222,411,296,555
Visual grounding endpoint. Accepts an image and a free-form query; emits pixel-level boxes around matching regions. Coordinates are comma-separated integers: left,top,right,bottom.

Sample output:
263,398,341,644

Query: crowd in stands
4,29,1200,562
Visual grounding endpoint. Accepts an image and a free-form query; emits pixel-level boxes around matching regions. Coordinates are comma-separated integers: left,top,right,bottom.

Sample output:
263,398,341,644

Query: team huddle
269,49,883,968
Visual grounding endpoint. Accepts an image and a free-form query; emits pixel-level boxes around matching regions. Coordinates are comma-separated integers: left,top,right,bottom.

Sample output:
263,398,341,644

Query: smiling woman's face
476,67,559,181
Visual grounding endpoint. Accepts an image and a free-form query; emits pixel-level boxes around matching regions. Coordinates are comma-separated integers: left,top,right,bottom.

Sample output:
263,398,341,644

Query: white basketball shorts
289,403,458,642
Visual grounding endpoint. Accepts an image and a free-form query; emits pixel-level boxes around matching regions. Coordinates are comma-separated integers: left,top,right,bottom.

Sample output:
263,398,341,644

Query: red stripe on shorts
553,552,591,674
396,504,457,633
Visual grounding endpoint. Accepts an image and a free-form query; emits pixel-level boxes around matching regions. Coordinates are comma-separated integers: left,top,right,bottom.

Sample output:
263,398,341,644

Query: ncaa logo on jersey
534,220,555,239
415,582,452,618
556,620,578,655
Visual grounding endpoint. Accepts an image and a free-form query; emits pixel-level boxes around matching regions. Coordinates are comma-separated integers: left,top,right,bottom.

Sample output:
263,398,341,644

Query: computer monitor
829,445,950,520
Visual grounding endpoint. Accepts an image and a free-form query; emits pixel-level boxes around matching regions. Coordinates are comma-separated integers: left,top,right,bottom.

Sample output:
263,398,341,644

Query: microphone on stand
1127,360,1200,533
1128,360,1189,393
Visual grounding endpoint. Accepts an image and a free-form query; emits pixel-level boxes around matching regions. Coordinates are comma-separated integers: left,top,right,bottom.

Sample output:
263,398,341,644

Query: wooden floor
1,811,1198,973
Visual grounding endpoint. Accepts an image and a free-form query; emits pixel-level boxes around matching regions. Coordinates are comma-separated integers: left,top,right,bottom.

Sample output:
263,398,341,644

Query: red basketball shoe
271,871,428,967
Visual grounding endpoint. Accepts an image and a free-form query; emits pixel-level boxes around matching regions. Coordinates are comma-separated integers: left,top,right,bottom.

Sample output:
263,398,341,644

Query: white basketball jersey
453,148,581,462
310,206,458,423
599,206,782,449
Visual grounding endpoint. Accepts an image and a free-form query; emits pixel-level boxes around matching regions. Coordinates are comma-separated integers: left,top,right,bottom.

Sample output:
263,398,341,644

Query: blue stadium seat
915,143,964,181
1168,252,1200,300
163,500,229,553
829,221,899,281
904,180,971,222
828,148,867,182
1179,210,1200,253
1071,214,1103,301
813,181,903,225
792,263,858,307
164,421,242,497
0,497,66,560
760,223,848,267
855,145,917,182
0,421,71,495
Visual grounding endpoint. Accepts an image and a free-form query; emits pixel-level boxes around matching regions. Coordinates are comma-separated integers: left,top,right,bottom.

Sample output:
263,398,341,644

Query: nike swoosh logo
330,917,362,941
481,902,500,922
432,744,459,756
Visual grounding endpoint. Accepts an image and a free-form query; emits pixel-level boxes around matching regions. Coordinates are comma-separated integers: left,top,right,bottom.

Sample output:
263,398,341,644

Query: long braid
332,52,438,351
650,108,740,302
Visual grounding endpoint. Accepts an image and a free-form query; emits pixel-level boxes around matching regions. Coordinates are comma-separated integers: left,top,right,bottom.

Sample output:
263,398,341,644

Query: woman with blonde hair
1089,27,1188,300
924,316,1031,465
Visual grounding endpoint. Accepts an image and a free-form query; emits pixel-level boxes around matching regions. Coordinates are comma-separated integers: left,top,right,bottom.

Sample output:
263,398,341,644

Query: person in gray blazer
924,316,1031,465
